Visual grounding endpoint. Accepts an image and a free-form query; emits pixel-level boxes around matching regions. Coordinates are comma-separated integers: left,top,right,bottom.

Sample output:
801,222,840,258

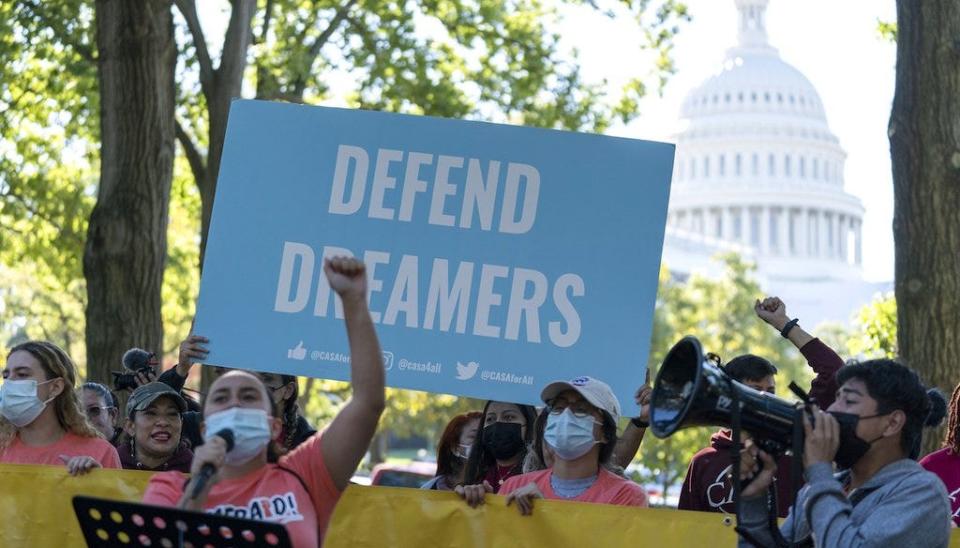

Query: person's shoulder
688,444,722,467
912,464,951,490
919,447,953,466
147,470,188,488
597,469,647,505
279,427,324,465
67,432,118,452
501,469,549,493
599,468,644,490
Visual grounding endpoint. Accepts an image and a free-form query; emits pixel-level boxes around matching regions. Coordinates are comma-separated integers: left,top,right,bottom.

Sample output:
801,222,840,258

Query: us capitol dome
661,0,886,325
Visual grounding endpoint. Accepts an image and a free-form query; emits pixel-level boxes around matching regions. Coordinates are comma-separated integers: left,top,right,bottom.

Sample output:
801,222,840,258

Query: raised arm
156,335,209,393
613,381,651,469
755,297,813,349
319,257,387,490
755,296,843,407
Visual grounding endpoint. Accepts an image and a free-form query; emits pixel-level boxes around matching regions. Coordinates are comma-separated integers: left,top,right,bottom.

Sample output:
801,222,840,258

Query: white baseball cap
540,376,621,425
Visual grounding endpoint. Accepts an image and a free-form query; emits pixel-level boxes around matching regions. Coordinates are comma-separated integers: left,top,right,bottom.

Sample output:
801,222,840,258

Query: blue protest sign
195,100,674,416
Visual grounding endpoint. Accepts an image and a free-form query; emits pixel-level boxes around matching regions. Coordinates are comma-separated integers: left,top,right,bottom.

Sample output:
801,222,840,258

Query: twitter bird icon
455,361,479,380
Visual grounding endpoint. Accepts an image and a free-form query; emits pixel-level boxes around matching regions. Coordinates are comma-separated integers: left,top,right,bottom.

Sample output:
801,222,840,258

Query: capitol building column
819,210,830,260
777,207,790,256
854,219,863,266
760,207,771,254
721,207,734,241
795,208,808,258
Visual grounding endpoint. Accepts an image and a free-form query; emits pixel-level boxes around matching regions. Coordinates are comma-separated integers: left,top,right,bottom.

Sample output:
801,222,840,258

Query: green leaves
637,253,809,493
245,0,690,132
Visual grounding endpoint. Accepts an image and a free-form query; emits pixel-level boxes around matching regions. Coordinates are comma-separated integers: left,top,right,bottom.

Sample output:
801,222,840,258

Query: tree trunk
890,1,960,455
83,0,176,384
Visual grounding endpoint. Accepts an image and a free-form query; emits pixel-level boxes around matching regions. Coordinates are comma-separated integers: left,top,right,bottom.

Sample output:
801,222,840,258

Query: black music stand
72,496,292,548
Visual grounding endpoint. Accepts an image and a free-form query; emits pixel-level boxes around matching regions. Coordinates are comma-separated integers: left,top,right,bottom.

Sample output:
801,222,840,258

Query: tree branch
291,0,359,98
175,119,207,194
173,0,215,99
218,0,257,98
1,188,68,235
20,0,97,63
256,0,276,45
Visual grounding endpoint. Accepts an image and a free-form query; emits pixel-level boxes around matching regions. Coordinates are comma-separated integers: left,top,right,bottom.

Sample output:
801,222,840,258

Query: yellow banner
2,464,958,547
326,486,960,548
0,463,153,547
326,486,741,547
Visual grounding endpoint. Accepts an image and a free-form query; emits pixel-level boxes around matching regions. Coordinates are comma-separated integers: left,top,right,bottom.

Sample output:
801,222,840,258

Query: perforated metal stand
72,495,292,548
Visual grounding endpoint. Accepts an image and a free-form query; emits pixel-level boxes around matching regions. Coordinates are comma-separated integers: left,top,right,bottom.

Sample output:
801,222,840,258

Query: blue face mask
0,379,58,428
544,409,601,461
204,407,273,465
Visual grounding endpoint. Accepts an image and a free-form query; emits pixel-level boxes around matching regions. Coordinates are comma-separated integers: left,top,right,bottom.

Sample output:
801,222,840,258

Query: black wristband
780,318,800,339
631,417,649,429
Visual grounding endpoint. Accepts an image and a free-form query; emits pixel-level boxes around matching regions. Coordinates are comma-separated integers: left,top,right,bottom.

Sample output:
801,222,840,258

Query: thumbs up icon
288,341,307,360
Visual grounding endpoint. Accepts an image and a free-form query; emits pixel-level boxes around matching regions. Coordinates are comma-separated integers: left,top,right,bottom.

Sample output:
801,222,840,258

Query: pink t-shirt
0,431,121,468
143,432,340,548
500,467,648,507
920,448,960,526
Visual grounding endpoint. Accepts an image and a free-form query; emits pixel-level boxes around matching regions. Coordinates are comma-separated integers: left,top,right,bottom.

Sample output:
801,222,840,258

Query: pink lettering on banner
209,491,304,525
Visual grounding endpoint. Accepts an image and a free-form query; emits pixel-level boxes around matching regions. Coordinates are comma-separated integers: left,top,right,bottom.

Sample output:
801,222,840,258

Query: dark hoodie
677,338,844,518
678,429,797,517
117,441,194,473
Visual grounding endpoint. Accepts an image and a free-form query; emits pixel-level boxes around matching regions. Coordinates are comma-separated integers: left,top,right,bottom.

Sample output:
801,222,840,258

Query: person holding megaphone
678,296,844,517
736,359,951,547
142,257,386,548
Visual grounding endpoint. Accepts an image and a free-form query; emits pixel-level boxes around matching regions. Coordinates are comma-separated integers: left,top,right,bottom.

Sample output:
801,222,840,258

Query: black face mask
482,422,525,460
829,411,886,470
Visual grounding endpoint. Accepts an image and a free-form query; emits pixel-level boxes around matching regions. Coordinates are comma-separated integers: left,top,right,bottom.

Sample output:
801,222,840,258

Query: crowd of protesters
1,262,956,546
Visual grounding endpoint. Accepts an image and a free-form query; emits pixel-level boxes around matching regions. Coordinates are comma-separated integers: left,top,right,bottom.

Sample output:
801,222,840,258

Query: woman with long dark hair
457,400,537,503
257,372,317,450
422,411,481,490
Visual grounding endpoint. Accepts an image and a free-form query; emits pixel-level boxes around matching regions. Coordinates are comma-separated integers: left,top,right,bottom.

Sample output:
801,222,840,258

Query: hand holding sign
195,101,673,414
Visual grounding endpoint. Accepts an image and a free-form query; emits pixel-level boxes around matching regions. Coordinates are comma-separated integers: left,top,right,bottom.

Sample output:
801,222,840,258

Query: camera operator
737,359,951,547
114,348,159,392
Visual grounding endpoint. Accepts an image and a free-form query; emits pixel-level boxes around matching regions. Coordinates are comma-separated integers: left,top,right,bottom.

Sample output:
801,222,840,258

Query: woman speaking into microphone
143,257,386,547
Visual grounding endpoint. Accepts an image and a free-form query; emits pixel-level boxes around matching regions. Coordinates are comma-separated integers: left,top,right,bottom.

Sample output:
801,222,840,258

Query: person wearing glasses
458,376,648,514
81,382,122,445
117,383,193,472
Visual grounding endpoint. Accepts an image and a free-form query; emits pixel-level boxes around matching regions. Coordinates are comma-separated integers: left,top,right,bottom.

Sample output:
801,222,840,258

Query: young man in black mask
737,359,951,547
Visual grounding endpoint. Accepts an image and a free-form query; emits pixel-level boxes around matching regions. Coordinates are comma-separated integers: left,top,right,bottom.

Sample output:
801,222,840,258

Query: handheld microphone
189,429,235,501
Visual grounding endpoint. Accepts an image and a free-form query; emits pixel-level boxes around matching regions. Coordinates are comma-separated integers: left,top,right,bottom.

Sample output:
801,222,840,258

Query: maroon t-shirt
677,338,844,517
920,448,960,526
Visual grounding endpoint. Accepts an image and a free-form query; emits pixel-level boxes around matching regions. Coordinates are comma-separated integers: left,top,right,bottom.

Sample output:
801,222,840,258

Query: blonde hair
0,341,101,450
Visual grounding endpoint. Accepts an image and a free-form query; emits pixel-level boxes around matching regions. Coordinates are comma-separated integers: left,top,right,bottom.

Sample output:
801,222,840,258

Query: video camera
111,367,153,391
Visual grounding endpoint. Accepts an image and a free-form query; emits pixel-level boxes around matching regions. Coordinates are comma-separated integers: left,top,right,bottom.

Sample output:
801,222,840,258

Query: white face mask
454,443,472,460
544,408,601,461
0,379,58,428
204,407,273,466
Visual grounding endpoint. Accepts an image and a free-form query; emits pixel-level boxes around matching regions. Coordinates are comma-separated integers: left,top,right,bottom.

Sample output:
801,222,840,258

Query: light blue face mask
544,408,601,461
204,407,273,465
0,379,58,428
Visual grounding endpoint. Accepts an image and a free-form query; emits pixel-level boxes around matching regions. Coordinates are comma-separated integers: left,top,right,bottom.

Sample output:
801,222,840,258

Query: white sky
197,0,897,282
553,0,898,282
